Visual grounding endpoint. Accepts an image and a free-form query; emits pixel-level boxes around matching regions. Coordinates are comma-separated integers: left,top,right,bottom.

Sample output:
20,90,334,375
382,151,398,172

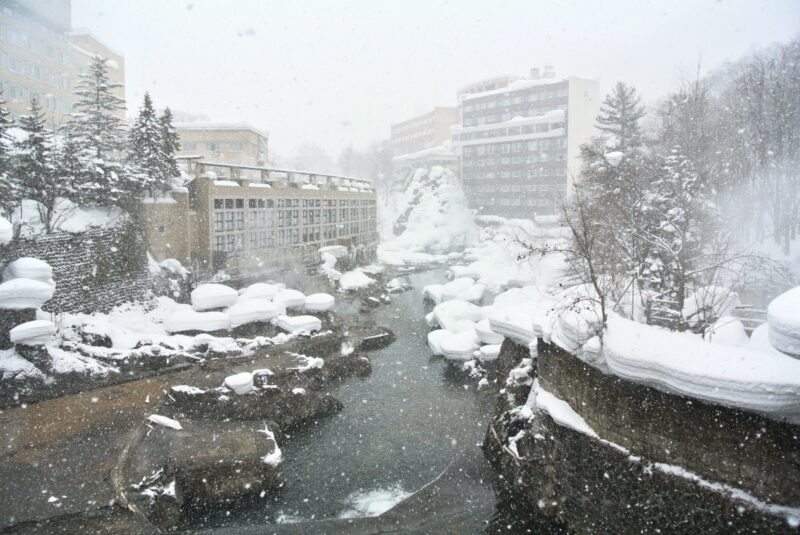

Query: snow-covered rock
273,289,306,309
224,372,254,395
304,293,335,312
475,318,504,345
339,270,376,290
432,300,487,331
604,313,800,422
226,299,279,328
768,286,800,357
427,329,449,356
238,282,280,301
275,315,321,333
705,317,749,347
441,277,476,302
422,284,443,304
9,320,56,346
0,278,54,310
2,257,53,283
191,283,238,311
478,344,502,362
0,216,12,245
440,331,480,362
148,414,183,430
164,310,231,333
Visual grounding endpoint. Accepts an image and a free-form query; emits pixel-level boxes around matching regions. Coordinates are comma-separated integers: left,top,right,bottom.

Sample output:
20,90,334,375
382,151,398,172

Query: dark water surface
196,270,498,528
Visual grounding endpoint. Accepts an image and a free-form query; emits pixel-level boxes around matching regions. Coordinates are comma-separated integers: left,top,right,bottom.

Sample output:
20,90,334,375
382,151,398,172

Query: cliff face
483,339,800,533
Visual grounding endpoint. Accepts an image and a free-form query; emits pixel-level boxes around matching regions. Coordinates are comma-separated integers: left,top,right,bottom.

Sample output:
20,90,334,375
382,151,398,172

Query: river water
195,270,498,529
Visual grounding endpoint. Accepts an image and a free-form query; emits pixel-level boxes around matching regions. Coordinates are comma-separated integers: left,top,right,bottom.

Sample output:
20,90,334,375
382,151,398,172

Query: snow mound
304,293,335,312
427,329,449,356
340,270,376,290
238,282,280,301
768,286,800,357
475,318,504,345
191,283,238,311
275,315,321,333
604,313,800,422
0,216,12,245
746,324,788,357
226,299,279,328
478,344,502,362
148,414,183,430
440,277,485,303
3,257,53,283
9,320,57,346
432,300,487,331
48,345,117,376
164,310,231,333
705,317,749,348
273,289,306,309
224,372,254,395
440,331,480,362
0,278,54,310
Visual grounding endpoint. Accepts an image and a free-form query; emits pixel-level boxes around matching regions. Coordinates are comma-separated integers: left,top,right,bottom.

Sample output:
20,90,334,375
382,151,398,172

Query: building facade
144,161,377,279
390,106,458,158
0,0,125,128
176,123,269,167
451,71,599,218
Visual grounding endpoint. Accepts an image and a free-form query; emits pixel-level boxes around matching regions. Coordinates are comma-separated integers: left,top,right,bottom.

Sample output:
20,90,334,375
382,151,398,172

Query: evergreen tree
159,107,181,185
54,127,86,202
127,92,162,197
15,97,66,233
0,94,17,217
596,82,647,151
70,55,128,205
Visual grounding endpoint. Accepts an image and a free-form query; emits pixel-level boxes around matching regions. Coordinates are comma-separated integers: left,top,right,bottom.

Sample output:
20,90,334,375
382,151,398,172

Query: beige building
176,123,269,167
144,160,377,279
0,0,125,128
390,106,458,158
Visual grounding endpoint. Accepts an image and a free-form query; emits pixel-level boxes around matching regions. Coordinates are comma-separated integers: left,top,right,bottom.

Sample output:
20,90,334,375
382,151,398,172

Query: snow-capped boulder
339,270,375,290
478,344,502,362
768,286,800,357
164,310,231,333
441,277,476,302
475,318,504,345
440,331,480,362
224,372,254,395
705,317,749,348
273,289,306,310
0,216,12,245
2,257,53,283
422,284,443,304
304,293,335,312
427,329,449,356
0,278,54,310
226,299,279,328
9,319,57,345
432,300,487,331
275,315,321,333
238,282,280,301
191,283,238,311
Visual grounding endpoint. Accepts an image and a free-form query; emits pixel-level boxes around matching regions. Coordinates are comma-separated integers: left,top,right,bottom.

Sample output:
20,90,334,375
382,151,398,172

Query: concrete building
0,0,125,128
176,123,269,167
451,68,599,218
144,160,377,280
390,106,458,158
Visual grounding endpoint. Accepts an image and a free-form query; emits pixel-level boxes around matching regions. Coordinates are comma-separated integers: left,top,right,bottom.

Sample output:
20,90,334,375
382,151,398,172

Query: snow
238,282,280,301
338,485,411,519
9,320,57,346
304,293,335,312
0,278,54,310
427,329,449,356
439,277,486,303
432,300,487,331
0,348,45,380
224,372,254,395
191,283,238,311
158,258,189,277
225,299,279,327
339,269,376,290
164,310,231,333
319,245,348,258
0,216,12,245
289,353,325,371
11,199,122,236
475,318,504,345
48,345,118,376
301,184,319,190
704,316,750,347
171,385,205,395
213,180,239,187
746,324,788,358
259,424,283,466
440,330,480,362
249,182,271,188
2,257,53,283
478,344,502,362
604,313,800,422
275,315,321,334
767,286,800,356
273,288,306,309
528,379,598,438
147,414,183,430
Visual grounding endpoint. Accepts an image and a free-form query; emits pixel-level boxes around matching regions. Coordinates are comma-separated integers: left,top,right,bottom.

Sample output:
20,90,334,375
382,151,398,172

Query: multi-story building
176,123,269,167
390,106,458,158
451,69,599,218
0,0,125,128
144,160,377,278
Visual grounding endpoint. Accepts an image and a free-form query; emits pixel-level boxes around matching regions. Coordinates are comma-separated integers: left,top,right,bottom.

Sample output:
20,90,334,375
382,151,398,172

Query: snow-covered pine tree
0,94,17,217
596,81,647,152
70,55,128,205
14,97,67,233
54,127,86,204
127,92,162,197
159,107,181,188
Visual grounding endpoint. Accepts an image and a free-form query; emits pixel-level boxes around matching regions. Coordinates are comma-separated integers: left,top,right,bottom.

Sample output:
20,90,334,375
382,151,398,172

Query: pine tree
596,82,647,151
127,92,162,197
0,95,17,217
54,127,86,202
70,55,128,205
15,97,65,233
159,107,181,186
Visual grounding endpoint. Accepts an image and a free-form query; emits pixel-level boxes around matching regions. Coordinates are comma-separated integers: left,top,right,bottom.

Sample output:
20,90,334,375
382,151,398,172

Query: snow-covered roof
174,122,269,140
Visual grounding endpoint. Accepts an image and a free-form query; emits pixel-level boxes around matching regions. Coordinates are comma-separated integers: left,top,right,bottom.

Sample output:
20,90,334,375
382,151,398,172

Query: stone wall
483,338,800,533
0,226,182,315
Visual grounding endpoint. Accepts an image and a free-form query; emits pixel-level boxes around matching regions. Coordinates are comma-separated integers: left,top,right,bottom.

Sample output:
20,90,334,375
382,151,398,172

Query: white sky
72,0,800,159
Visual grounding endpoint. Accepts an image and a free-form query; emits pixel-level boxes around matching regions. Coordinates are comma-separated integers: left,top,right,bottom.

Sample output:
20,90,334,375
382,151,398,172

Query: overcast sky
72,0,799,160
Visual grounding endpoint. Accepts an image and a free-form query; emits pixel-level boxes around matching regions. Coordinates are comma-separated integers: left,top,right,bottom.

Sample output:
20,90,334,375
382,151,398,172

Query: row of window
463,106,568,127
465,183,566,193
463,85,569,112
182,141,246,152
464,153,566,167
213,220,378,252
456,121,566,141
475,196,561,207
463,137,565,155
0,21,71,65
213,197,376,210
